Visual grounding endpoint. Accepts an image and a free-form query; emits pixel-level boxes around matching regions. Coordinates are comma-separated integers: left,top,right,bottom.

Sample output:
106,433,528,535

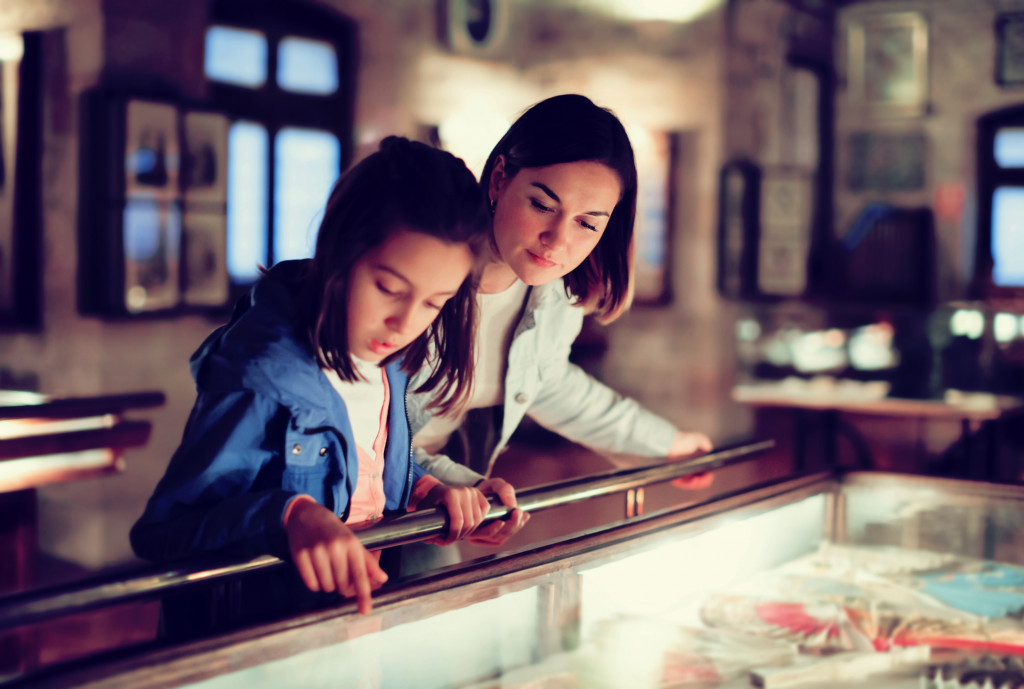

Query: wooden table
732,382,1024,479
0,390,164,675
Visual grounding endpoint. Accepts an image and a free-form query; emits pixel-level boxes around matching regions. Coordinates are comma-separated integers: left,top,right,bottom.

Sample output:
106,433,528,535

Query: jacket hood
189,260,343,430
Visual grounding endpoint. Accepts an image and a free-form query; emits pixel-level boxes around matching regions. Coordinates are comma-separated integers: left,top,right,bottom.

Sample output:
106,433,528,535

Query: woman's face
347,228,474,363
489,159,622,286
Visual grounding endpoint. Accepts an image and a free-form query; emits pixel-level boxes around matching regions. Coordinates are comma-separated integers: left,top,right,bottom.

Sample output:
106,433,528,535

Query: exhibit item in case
7,454,1024,688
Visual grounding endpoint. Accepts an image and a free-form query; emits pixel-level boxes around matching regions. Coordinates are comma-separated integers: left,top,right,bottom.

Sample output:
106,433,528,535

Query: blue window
991,186,1024,288
203,2,354,291
277,37,338,95
995,127,1024,168
204,26,267,88
273,128,340,262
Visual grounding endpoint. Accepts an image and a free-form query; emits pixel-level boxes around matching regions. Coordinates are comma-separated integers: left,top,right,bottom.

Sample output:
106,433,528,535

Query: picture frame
124,99,179,200
846,130,926,191
756,168,814,297
631,128,675,306
443,0,509,55
182,110,229,206
996,12,1024,86
847,12,929,117
0,32,41,329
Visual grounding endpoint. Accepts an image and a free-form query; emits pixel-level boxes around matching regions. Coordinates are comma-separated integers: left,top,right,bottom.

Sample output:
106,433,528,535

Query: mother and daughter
131,94,714,624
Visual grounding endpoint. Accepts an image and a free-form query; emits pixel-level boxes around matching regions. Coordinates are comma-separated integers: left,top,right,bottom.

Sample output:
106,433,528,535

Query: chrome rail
0,439,774,631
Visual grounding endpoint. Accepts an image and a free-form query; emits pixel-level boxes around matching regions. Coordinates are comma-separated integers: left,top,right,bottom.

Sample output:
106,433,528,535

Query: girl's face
489,158,622,286
347,228,474,363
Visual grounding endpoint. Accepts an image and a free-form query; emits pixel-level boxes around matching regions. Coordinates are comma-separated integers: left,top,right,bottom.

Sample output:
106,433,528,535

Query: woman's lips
527,251,556,268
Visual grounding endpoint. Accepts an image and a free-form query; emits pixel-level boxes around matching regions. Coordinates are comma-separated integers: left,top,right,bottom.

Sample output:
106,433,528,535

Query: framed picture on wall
996,12,1024,86
847,12,929,117
631,128,675,306
124,99,179,200
0,32,41,329
757,168,814,297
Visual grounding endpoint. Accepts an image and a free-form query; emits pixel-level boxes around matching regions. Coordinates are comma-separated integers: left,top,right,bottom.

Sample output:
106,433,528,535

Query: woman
406,94,713,556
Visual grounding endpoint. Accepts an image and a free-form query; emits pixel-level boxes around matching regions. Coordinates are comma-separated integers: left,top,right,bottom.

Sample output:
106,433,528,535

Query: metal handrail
0,439,774,631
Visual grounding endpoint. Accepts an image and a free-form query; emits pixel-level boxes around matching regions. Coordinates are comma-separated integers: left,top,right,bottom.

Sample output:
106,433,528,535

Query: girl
408,94,715,554
131,137,512,621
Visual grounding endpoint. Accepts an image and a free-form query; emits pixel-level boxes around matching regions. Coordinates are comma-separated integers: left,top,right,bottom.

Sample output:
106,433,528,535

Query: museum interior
2,0,1024,686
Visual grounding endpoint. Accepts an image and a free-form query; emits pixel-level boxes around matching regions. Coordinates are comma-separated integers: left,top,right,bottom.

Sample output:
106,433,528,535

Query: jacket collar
191,261,406,431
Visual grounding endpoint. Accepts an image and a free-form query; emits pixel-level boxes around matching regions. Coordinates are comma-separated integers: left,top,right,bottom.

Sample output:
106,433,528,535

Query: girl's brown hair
289,136,490,414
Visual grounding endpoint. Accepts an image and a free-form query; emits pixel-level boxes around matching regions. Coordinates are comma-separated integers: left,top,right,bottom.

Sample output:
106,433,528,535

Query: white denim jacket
407,279,678,486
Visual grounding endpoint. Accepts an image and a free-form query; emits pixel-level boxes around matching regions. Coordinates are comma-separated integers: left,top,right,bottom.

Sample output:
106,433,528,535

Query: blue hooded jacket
130,260,427,564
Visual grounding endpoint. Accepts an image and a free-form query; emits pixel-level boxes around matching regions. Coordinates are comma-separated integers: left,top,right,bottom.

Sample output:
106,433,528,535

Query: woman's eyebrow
530,182,611,217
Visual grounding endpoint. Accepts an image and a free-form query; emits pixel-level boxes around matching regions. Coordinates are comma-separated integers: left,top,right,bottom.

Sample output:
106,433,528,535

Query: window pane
227,121,269,281
274,128,340,263
992,186,1024,287
204,25,267,88
994,127,1024,168
277,36,338,95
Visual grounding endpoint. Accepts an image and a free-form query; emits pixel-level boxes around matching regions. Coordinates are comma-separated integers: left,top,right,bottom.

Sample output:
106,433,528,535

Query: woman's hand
667,430,713,458
667,430,715,490
284,498,388,615
419,484,491,544
469,478,529,547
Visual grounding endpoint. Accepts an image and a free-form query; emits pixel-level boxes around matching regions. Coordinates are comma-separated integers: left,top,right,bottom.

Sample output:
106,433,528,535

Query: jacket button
319,447,328,456
514,392,528,404
291,444,302,455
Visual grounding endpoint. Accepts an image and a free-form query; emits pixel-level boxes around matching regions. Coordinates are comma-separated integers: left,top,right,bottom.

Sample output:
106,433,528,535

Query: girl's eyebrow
376,265,459,297
529,182,611,217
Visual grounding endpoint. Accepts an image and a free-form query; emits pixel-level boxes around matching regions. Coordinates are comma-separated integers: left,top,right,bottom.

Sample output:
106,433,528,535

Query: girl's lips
527,251,556,268
369,339,396,355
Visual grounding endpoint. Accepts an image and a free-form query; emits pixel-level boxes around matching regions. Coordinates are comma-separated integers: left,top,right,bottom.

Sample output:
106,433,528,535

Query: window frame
205,0,357,294
975,103,1024,299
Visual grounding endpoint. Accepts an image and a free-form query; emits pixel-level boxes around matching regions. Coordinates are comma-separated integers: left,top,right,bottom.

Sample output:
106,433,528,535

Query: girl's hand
667,431,715,491
469,478,529,547
419,484,490,544
284,498,388,615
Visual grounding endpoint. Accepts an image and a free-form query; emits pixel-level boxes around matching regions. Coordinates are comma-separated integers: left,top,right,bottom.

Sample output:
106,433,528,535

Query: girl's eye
530,199,553,213
425,302,443,311
376,282,397,296
580,220,598,232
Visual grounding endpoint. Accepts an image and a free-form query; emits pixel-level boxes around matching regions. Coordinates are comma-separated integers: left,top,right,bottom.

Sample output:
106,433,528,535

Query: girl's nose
386,305,416,334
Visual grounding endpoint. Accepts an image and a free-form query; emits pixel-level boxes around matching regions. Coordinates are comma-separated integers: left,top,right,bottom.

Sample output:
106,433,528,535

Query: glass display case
8,465,1024,689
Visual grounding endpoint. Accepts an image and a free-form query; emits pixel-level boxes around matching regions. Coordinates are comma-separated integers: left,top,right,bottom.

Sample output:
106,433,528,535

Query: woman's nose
540,217,570,249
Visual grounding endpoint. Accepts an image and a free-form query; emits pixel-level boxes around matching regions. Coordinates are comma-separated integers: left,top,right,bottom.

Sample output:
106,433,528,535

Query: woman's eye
580,220,598,232
376,282,397,296
530,199,553,213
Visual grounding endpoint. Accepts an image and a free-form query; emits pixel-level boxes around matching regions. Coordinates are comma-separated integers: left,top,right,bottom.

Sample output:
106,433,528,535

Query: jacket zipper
402,384,415,508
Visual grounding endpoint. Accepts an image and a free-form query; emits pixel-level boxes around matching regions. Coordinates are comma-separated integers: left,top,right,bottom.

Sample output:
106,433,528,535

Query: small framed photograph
996,12,1024,86
847,12,929,117
123,99,179,199
846,130,926,191
121,198,181,313
631,128,675,306
182,110,229,205
181,211,228,307
757,168,814,297
443,0,509,55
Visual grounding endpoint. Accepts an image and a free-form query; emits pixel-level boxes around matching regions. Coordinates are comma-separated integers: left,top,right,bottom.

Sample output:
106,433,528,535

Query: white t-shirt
322,356,387,461
414,280,528,454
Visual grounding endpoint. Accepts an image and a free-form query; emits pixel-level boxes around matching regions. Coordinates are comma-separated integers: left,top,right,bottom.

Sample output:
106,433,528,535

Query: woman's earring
489,197,497,215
